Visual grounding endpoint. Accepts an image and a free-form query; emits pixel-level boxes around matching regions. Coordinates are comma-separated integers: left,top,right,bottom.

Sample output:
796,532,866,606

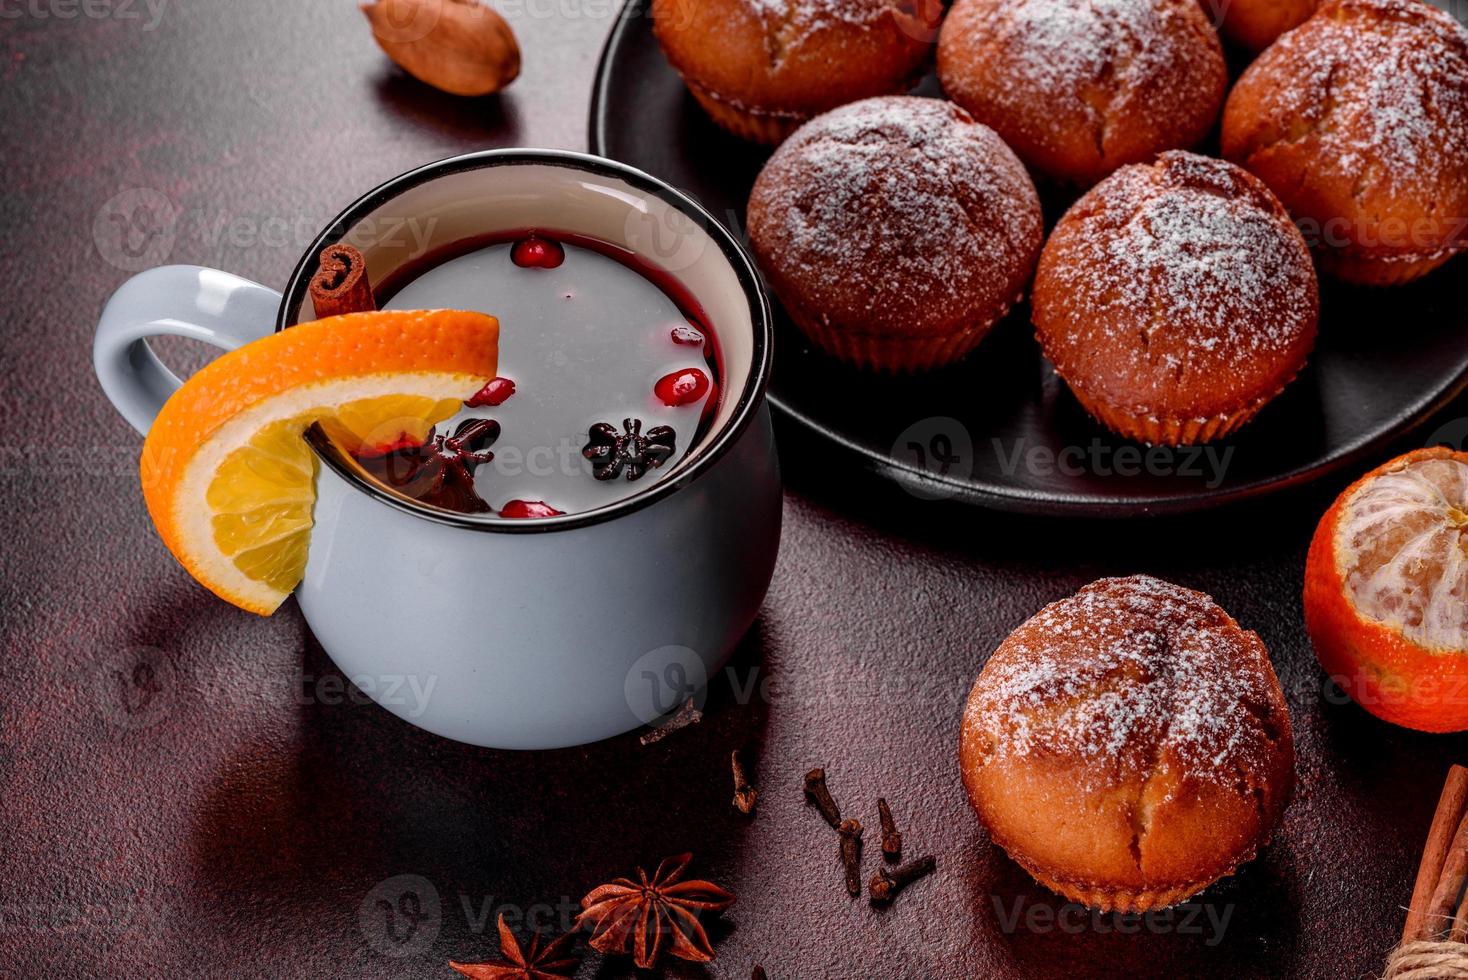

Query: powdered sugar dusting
968,576,1287,788
1339,455,1468,651
743,0,902,47
1039,152,1316,399
989,0,1190,94
940,0,1223,170
748,96,1043,329
1259,0,1468,187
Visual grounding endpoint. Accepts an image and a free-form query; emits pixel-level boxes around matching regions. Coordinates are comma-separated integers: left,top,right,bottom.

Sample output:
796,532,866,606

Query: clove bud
877,797,902,861
362,0,521,97
731,750,758,815
837,819,864,896
869,855,937,906
803,767,842,828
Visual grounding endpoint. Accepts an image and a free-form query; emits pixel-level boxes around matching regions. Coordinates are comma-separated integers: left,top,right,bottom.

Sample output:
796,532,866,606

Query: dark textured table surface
3,2,1467,978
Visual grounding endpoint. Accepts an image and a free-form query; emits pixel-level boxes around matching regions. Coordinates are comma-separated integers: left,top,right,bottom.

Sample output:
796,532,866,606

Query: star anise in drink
355,417,500,513
576,853,735,969
582,418,676,481
449,914,578,980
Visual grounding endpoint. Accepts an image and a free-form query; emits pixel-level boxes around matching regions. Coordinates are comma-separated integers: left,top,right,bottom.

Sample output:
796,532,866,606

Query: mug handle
94,265,284,435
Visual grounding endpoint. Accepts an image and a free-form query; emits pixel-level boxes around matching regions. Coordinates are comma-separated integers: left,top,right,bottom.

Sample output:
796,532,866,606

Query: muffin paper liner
684,80,804,145
1025,865,1222,914
1315,245,1462,286
786,295,1020,373
1063,380,1290,447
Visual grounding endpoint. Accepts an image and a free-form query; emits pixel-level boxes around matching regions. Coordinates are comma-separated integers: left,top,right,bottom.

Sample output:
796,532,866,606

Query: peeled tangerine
1305,447,1468,732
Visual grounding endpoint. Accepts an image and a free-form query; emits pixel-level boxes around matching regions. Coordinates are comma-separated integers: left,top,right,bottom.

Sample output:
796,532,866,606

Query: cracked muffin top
937,0,1227,186
1031,151,1318,433
747,96,1043,342
1221,0,1468,283
744,95,1044,370
651,0,942,143
959,575,1295,911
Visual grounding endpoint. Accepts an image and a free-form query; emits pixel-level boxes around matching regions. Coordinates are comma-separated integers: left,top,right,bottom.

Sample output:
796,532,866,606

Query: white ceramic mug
94,149,781,749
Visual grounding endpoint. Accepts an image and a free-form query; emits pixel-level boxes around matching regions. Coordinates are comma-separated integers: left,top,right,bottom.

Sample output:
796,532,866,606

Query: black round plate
588,0,1468,516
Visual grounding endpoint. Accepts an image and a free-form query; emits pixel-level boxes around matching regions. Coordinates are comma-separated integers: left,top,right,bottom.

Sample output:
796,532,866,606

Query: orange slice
1304,446,1468,732
141,309,499,615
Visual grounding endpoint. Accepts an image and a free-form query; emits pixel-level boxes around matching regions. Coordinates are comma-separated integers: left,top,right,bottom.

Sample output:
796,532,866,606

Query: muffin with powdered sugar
937,0,1228,187
1032,151,1319,446
1205,0,1318,51
959,575,1295,912
747,96,1044,372
1222,0,1468,285
652,0,943,144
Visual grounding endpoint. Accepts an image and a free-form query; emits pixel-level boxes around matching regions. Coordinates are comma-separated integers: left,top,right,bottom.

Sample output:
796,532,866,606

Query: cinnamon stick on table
1426,805,1468,940
1404,765,1468,942
1452,886,1468,943
309,243,375,317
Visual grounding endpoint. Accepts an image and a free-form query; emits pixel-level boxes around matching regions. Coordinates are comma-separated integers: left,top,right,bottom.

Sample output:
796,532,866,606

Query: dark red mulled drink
352,231,721,517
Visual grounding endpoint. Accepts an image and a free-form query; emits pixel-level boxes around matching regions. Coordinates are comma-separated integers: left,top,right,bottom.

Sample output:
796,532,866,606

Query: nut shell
363,0,521,98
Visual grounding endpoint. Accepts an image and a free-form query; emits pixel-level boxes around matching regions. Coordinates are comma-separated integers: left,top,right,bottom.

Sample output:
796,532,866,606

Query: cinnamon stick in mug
309,243,376,317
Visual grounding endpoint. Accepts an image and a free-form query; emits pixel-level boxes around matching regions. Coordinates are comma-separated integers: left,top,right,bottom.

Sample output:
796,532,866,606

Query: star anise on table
356,417,500,513
449,913,579,980
582,418,676,482
576,853,735,969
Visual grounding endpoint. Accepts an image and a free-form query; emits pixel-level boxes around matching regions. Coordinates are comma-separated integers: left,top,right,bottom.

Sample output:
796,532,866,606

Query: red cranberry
467,377,516,407
511,235,565,269
654,368,711,407
670,324,704,346
500,499,564,519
